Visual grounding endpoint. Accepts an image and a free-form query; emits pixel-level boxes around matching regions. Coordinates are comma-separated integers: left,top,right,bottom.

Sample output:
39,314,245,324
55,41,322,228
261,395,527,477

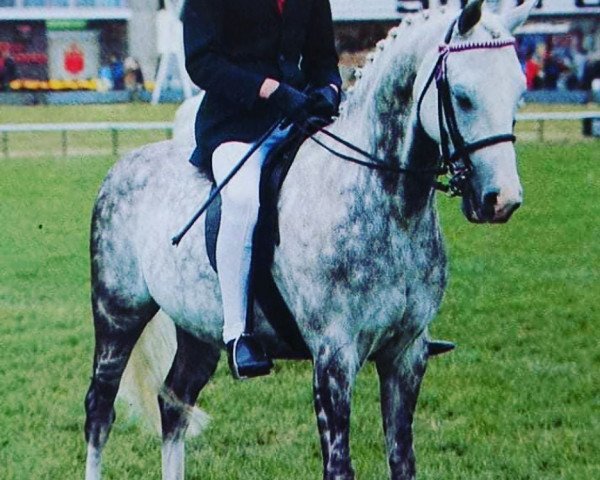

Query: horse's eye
455,94,473,111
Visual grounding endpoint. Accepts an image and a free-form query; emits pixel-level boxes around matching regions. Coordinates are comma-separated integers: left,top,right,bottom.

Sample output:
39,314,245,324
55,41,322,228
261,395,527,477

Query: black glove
308,85,340,120
269,83,311,124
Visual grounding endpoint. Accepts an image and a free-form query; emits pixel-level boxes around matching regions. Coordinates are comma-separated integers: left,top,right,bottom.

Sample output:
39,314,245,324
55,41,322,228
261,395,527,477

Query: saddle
205,128,311,359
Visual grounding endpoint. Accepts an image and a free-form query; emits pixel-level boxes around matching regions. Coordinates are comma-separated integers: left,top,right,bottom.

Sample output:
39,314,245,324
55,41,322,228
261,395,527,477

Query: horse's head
415,0,536,223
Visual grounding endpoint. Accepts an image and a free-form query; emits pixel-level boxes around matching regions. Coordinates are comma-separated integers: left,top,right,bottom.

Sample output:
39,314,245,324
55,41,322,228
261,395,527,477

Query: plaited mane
339,8,452,166
337,7,515,167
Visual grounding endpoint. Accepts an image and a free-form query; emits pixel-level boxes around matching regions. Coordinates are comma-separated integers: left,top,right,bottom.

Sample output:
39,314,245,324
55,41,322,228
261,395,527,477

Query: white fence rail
516,111,600,142
0,121,173,158
516,112,600,121
0,112,598,158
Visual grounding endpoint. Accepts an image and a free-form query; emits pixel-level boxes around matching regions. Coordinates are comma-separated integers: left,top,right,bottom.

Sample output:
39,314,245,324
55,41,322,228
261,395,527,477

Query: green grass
0,129,598,478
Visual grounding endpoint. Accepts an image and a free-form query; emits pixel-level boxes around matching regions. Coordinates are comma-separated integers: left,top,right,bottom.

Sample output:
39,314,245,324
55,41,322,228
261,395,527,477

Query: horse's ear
458,0,485,36
502,0,537,33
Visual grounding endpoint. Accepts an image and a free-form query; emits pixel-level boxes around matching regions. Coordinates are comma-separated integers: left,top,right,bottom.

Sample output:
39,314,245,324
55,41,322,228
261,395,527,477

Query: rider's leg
212,141,262,345
211,125,290,378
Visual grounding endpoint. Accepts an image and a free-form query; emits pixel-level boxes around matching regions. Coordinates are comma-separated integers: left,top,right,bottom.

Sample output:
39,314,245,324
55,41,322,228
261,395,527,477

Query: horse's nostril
482,190,499,217
483,190,499,206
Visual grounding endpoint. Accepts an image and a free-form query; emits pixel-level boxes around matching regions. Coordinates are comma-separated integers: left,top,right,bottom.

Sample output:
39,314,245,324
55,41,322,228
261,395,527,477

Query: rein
308,21,518,198
299,121,447,175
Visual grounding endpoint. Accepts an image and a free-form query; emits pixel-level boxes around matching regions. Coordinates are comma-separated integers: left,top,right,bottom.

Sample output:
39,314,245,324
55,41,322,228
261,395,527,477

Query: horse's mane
339,8,455,163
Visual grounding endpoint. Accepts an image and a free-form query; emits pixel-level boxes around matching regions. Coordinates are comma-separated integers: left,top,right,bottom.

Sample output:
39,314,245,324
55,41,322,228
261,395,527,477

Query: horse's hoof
227,334,274,380
427,340,456,357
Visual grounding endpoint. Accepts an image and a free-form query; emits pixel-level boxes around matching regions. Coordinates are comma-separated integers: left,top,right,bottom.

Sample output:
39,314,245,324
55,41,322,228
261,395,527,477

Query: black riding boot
427,339,456,356
227,334,273,380
226,253,273,379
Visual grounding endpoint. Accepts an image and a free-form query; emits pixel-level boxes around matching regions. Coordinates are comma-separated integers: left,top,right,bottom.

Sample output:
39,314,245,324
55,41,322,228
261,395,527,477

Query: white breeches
211,125,290,343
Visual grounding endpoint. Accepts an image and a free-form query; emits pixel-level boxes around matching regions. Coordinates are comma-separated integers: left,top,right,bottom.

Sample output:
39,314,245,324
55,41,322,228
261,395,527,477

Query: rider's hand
308,84,340,121
268,83,312,124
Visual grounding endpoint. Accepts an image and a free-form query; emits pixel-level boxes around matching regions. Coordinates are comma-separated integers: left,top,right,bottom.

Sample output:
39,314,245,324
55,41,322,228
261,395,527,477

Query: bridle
415,20,517,196
302,19,519,197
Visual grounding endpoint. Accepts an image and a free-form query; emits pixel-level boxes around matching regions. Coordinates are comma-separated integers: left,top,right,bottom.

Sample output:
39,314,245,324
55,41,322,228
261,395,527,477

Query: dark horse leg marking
376,336,428,480
313,344,359,480
159,326,220,480
84,289,158,480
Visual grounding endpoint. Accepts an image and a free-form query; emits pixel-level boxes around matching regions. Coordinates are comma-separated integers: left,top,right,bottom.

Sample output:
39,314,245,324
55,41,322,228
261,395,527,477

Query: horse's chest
274,175,446,351
275,234,439,341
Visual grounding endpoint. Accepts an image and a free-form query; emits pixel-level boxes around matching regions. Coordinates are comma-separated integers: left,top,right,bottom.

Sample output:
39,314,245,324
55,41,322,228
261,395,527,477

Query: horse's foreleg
313,343,359,480
159,326,220,480
84,297,158,480
376,336,428,480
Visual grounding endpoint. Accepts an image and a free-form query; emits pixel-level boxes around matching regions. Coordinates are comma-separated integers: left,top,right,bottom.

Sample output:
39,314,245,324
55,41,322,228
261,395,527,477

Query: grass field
0,105,599,479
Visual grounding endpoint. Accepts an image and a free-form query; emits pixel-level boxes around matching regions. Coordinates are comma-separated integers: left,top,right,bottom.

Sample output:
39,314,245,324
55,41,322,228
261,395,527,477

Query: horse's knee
325,470,355,480
389,453,416,480
159,330,219,441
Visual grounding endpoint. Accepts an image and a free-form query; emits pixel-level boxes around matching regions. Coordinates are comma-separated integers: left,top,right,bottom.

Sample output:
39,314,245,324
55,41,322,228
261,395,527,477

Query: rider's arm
183,0,270,108
301,0,342,90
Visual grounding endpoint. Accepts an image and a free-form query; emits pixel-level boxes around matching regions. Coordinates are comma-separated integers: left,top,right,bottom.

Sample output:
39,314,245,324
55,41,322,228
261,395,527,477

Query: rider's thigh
212,141,262,208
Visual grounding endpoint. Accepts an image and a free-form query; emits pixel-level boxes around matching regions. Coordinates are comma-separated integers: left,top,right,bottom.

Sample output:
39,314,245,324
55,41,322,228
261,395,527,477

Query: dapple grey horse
84,1,536,478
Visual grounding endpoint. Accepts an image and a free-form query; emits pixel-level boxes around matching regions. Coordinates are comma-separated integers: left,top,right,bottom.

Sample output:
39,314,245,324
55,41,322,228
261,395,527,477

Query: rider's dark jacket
183,0,342,173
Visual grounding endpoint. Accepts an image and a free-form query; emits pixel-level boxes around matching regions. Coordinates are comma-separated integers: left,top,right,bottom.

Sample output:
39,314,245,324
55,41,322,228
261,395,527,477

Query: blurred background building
0,0,599,95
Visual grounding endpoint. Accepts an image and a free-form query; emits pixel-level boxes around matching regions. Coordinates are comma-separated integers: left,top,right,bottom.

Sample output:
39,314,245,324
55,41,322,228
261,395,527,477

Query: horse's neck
287,13,450,240
344,12,448,153
398,118,441,220
334,13,449,223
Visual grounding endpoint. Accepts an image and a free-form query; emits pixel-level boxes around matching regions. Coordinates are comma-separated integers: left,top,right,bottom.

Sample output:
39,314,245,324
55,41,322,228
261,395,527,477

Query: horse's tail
118,311,210,437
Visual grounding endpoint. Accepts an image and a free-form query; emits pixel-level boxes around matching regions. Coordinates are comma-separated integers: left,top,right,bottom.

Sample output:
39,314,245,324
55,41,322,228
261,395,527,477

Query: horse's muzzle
463,188,522,224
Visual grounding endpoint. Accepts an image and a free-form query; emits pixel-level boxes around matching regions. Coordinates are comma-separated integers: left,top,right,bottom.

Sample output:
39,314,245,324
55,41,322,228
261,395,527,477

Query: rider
183,0,342,379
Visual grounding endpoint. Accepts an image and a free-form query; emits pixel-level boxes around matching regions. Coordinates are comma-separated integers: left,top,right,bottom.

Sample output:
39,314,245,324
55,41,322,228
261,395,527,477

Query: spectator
542,51,561,89
97,64,113,91
124,56,144,92
568,37,588,90
109,55,125,90
584,58,600,91
0,49,17,91
525,51,541,90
